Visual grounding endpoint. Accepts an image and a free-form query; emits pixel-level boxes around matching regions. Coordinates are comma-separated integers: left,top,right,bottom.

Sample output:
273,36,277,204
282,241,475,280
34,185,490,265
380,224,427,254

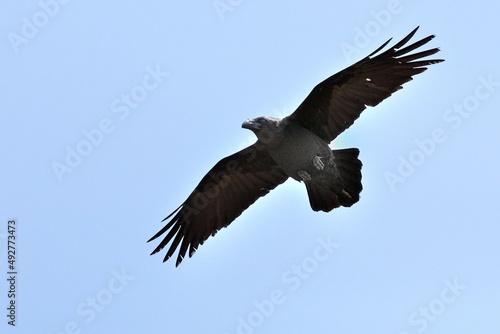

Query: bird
148,27,444,266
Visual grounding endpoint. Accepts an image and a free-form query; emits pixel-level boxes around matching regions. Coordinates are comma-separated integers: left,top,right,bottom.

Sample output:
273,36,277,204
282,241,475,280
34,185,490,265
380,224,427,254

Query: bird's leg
297,170,312,181
312,155,325,170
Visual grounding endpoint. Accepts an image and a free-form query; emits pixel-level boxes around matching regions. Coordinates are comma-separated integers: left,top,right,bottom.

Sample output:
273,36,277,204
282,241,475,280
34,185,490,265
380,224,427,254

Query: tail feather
305,148,362,212
333,148,363,203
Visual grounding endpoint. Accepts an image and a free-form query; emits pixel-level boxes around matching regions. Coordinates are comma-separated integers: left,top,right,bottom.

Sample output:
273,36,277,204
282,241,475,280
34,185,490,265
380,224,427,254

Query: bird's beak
242,119,261,130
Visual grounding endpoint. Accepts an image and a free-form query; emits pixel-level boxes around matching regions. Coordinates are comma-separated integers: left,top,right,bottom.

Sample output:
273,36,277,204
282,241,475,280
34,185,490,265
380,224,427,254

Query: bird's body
246,117,334,181
149,27,444,266
243,116,361,211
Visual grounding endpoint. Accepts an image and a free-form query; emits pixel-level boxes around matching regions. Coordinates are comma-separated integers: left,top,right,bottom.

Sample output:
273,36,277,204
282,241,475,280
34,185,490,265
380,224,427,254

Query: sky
1,1,499,333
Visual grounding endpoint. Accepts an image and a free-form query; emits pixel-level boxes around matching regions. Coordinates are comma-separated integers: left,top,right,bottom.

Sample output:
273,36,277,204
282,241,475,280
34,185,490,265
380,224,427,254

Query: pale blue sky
1,1,499,333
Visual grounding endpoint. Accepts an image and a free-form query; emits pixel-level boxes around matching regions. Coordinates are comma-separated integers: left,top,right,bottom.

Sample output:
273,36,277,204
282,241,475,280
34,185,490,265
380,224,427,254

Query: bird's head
242,116,283,143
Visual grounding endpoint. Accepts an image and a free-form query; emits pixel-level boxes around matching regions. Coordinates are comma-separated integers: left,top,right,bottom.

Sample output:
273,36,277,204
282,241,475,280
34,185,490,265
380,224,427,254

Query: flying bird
149,27,443,266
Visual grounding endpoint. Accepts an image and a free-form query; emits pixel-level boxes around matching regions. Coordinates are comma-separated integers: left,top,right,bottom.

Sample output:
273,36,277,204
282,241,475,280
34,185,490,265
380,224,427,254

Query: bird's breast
265,125,334,181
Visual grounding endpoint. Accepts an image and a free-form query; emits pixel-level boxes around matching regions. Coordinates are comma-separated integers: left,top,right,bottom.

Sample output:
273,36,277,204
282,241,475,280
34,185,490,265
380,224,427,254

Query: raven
149,27,443,266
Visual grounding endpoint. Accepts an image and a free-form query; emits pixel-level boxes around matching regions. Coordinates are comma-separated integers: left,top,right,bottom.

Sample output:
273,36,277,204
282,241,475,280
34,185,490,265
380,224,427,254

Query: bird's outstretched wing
148,144,288,266
286,26,444,143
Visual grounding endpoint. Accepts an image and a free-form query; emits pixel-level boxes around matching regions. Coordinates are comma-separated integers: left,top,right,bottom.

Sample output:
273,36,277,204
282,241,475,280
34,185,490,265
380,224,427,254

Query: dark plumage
149,27,443,266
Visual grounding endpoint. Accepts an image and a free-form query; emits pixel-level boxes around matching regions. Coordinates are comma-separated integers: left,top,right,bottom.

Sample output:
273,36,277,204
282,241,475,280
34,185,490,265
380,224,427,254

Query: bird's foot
312,156,325,170
297,170,312,181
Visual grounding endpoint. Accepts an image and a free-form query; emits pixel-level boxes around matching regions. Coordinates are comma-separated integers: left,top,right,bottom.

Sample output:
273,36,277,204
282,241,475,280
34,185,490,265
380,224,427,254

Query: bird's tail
305,148,362,212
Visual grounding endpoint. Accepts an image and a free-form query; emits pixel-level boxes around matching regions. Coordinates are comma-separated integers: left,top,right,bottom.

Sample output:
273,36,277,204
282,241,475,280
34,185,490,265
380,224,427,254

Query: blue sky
2,1,499,333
